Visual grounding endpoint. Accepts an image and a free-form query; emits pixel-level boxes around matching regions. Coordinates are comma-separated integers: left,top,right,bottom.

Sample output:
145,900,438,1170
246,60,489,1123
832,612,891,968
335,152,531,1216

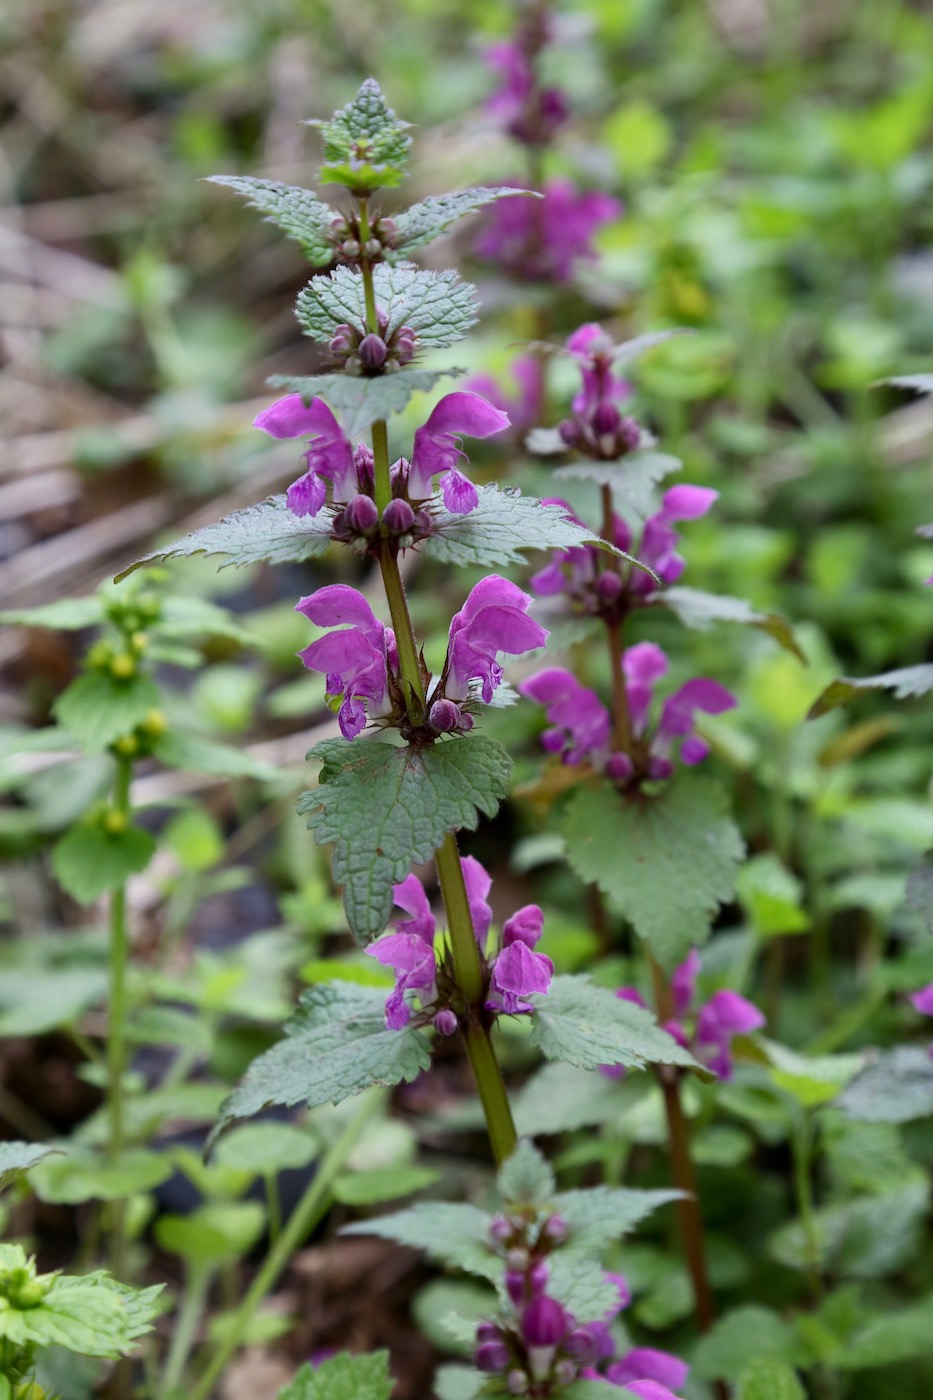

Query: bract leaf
296,263,477,348
661,586,803,659
208,177,335,264
528,975,698,1071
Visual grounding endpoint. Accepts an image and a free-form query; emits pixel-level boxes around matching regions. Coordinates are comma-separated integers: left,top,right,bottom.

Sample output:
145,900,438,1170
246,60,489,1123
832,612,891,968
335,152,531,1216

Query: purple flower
671,948,700,1019
295,585,396,739
445,576,549,703
408,391,510,511
911,984,933,1016
624,642,737,775
630,485,719,594
567,323,632,415
475,178,621,284
254,395,354,518
605,1348,689,1392
519,668,610,765
695,989,766,1078
365,875,437,1029
485,40,569,145
463,356,544,435
462,854,494,950
522,1295,568,1381
502,904,545,950
489,939,554,1015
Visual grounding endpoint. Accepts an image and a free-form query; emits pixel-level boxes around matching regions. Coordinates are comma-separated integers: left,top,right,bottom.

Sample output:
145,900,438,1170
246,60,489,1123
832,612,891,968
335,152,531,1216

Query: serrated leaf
425,485,647,573
153,730,279,782
497,1139,555,1205
300,735,511,941
53,672,161,750
528,975,698,1072
214,1122,317,1173
296,263,477,348
279,1351,393,1400
0,1260,162,1358
737,1358,806,1400
343,1202,497,1280
512,1062,619,1136
808,664,933,717
214,984,431,1132
839,1046,933,1123
555,451,683,520
52,822,156,904
434,1365,483,1400
737,853,810,938
661,587,803,659
0,1143,63,1190
394,187,534,253
0,597,105,630
551,1186,682,1252
267,366,464,436
547,1254,620,1321
29,1149,172,1204
693,1305,806,1381
560,778,745,969
314,79,411,191
115,497,333,580
208,176,335,263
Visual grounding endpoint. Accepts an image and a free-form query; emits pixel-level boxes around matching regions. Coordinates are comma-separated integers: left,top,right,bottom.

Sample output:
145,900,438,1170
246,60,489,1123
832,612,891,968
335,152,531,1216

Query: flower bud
358,333,388,369
113,734,138,758
505,1270,526,1307
527,1259,549,1296
343,495,380,534
142,709,167,737
433,1008,458,1036
109,653,136,680
592,402,621,436
476,1321,502,1344
102,809,128,836
565,1326,598,1361
619,416,642,452
129,630,149,653
505,1247,529,1273
458,710,475,731
340,239,361,258
488,1214,513,1244
596,571,623,603
507,1371,528,1395
382,498,415,534
475,1339,510,1372
364,237,383,257
542,1214,568,1244
554,1359,577,1385
522,1295,566,1348
606,752,634,782
558,418,582,446
648,756,674,780
428,698,462,733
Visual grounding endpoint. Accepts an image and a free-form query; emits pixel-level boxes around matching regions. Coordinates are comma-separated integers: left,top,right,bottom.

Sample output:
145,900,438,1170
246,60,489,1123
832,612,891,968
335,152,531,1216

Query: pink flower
408,391,510,511
366,875,437,1029
295,585,396,739
605,1349,689,1392
463,356,544,435
488,937,553,1015
519,668,610,765
445,576,549,703
475,178,621,284
254,395,354,518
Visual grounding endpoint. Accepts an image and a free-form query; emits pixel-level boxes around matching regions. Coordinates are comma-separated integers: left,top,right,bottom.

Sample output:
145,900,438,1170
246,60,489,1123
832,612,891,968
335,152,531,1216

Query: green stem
358,199,393,512
159,1266,213,1399
376,540,424,711
187,1091,383,1400
600,484,631,755
107,753,133,1280
436,832,517,1166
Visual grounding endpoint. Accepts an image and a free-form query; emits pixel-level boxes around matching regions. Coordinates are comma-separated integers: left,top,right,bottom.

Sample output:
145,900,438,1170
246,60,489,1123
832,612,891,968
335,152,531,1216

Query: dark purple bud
592,402,621,436
433,1008,458,1036
458,710,475,731
475,1340,510,1373
428,699,463,733
358,334,388,369
340,239,362,259
606,752,634,782
522,1295,567,1348
382,498,415,534
329,324,354,355
542,1214,569,1244
343,495,379,534
558,418,582,446
506,1270,526,1307
648,756,674,780
489,1215,513,1244
565,1326,598,1362
528,1259,549,1296
477,1321,503,1344
507,1372,528,1396
412,509,433,539
354,444,375,493
619,416,642,452
596,571,623,603
394,326,417,364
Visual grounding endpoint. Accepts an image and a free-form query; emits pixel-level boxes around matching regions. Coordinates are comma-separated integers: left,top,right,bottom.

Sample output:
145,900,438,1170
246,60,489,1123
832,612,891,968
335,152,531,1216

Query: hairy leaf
0,967,108,1036
555,451,683,520
343,1202,497,1282
154,730,280,783
278,1351,393,1400
0,1143,63,1190
208,176,335,263
215,984,431,1130
314,79,411,190
394,187,533,253
769,1182,928,1279
52,822,156,904
552,1186,683,1252
0,1260,162,1357
838,1046,933,1123
561,778,745,969
737,1359,806,1400
300,736,511,941
115,497,333,580
296,263,477,348
512,1061,620,1136
661,586,803,659
528,975,698,1071
268,367,464,435
53,671,161,750
547,1253,621,1322
693,1305,806,1381
809,664,933,718
498,1139,555,1206
906,851,933,932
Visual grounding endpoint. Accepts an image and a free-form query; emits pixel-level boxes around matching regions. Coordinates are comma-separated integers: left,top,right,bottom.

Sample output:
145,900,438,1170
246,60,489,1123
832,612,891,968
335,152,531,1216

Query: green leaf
840,1292,933,1369
0,1143,63,1190
296,263,477,349
547,1253,621,1321
434,1365,483,1400
512,1062,620,1136
768,1182,928,1279
52,821,156,904
564,1383,635,1399
268,366,463,436
315,79,411,191
498,1139,555,1205
808,664,933,717
53,671,161,750
154,730,280,783
214,1122,318,1174
737,853,810,937
425,485,645,572
555,451,683,519
29,1149,173,1205
551,1186,682,1252
114,497,333,580
528,975,698,1072
661,586,803,659
839,1047,933,1123
394,187,534,253
906,851,933,932
155,1201,265,1266
0,1255,162,1357
693,1305,806,1382
737,1359,806,1400
214,984,431,1133
0,967,107,1036
300,735,511,941
279,1351,393,1400
208,176,336,263
342,1201,496,1281
560,778,745,969
333,1165,439,1205
0,597,104,630
159,595,257,645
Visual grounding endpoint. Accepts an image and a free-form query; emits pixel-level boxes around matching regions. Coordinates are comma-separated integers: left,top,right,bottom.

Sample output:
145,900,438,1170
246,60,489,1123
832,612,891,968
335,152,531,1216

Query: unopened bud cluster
327,212,399,264
557,399,642,461
328,314,416,376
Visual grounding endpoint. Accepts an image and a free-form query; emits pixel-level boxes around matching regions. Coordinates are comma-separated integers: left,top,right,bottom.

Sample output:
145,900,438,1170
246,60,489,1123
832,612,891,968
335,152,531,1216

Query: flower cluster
484,9,569,148
255,390,509,525
521,643,736,787
366,858,553,1031
476,178,620,286
475,1212,687,1397
555,323,643,458
530,485,718,621
609,949,764,1081
297,576,547,741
